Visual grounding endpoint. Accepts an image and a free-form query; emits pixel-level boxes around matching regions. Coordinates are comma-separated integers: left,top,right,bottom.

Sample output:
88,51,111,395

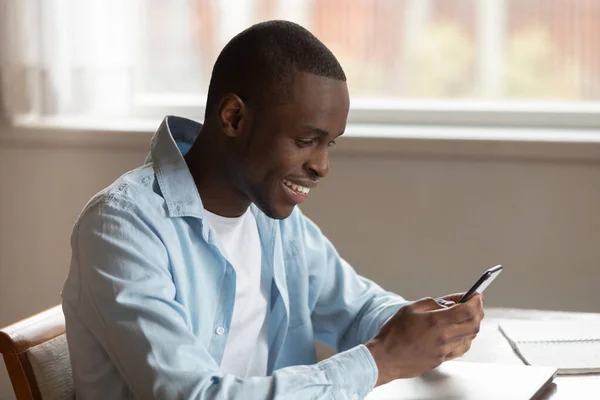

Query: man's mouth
281,178,312,205
282,178,310,195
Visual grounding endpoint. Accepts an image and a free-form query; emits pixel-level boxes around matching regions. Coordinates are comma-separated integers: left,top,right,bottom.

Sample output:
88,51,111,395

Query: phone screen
458,265,503,303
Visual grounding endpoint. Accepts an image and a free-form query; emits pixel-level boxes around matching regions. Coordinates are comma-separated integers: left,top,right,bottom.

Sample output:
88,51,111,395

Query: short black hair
204,20,346,119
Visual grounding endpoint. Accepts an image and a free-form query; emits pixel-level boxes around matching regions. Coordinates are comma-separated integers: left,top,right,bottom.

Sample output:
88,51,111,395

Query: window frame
128,93,600,130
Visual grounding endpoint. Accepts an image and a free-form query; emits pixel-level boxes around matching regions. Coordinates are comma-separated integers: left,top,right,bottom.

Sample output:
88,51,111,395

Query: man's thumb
410,297,445,312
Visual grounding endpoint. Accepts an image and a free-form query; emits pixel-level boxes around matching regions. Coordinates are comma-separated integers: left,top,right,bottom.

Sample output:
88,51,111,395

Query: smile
282,179,310,195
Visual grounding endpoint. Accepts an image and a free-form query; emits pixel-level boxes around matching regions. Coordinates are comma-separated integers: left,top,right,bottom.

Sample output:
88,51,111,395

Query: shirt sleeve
294,209,409,352
65,201,377,400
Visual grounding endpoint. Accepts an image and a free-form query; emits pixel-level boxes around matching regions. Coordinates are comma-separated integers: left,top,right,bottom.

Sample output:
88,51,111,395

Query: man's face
232,72,349,219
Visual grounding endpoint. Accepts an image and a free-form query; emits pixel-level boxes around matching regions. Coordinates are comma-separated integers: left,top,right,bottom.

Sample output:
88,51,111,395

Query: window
1,0,599,127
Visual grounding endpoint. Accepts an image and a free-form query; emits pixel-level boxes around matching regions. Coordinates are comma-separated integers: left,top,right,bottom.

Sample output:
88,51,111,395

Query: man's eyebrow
303,126,345,138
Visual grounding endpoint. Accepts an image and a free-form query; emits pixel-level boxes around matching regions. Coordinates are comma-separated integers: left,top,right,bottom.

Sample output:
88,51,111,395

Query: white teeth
283,179,310,195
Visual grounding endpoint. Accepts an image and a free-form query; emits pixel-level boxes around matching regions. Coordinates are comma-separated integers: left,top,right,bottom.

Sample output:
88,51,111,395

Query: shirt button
215,326,225,336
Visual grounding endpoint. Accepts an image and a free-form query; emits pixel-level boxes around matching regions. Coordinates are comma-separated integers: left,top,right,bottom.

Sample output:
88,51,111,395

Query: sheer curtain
1,0,139,120
0,0,217,121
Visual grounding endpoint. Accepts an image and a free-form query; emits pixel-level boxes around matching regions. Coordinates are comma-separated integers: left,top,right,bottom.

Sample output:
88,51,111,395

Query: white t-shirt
204,208,269,378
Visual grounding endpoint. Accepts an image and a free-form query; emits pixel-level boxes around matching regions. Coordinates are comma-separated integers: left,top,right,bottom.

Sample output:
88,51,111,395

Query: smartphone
458,265,503,303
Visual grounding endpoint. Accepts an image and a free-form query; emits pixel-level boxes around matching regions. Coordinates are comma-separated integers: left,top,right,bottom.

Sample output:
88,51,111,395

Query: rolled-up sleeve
65,201,378,399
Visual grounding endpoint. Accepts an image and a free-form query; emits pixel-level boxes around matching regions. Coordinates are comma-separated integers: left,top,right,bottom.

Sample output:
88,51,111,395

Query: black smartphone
458,265,503,303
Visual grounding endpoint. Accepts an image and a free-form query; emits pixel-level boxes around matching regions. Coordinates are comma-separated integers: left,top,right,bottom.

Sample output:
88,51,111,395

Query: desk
457,308,600,399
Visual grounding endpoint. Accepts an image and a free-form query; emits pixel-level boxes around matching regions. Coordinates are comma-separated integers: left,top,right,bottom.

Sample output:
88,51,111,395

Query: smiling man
61,21,484,399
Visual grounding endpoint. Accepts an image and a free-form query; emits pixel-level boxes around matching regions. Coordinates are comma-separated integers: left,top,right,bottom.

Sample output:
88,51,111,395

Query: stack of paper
499,320,600,374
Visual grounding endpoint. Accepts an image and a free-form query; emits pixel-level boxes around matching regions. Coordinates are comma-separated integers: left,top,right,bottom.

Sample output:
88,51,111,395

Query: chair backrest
0,305,74,400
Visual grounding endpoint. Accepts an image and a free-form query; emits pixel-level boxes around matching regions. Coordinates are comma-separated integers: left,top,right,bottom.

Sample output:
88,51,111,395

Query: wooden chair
0,306,73,399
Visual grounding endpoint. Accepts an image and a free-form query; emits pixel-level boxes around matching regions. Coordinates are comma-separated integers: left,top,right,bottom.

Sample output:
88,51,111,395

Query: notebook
499,320,600,375
366,361,556,400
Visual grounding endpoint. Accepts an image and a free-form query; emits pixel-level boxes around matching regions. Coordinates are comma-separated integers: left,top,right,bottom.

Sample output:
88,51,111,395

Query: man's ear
217,94,247,138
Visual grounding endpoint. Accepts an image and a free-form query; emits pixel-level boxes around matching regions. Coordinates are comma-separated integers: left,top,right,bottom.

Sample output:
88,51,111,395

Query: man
62,20,484,399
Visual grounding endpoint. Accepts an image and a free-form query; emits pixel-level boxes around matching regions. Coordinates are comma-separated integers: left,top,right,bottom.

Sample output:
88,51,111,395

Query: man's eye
296,139,314,147
328,140,337,147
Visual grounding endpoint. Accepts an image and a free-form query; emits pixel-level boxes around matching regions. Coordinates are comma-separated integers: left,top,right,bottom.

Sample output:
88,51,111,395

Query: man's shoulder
76,163,166,225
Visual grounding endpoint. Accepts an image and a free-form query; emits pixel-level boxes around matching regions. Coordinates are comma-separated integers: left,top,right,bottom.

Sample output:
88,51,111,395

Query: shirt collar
145,115,277,239
146,115,205,219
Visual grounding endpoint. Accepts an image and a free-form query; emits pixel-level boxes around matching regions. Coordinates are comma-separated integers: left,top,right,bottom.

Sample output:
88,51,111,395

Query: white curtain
0,0,141,120
0,0,213,121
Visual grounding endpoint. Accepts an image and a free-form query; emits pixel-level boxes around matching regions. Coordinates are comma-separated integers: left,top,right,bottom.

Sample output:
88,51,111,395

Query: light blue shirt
62,115,407,399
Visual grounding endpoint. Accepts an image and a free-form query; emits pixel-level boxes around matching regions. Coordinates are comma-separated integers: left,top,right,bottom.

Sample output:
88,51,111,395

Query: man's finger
435,298,455,307
441,293,465,303
410,297,446,312
443,321,481,343
444,340,472,361
435,294,483,324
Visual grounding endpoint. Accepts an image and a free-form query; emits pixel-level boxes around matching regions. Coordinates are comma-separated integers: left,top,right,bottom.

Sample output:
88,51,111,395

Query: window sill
1,117,600,162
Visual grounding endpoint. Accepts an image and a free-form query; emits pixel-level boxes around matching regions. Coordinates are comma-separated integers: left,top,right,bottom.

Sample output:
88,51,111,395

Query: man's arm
293,209,408,351
294,209,484,387
64,202,376,399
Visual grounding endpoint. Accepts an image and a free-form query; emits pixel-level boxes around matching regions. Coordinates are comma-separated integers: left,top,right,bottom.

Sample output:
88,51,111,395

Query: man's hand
365,293,484,387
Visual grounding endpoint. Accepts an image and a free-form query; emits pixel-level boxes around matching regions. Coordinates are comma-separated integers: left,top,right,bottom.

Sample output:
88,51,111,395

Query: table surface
454,307,600,400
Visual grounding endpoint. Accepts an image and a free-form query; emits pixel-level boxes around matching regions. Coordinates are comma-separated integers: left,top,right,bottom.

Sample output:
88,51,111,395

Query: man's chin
256,202,296,220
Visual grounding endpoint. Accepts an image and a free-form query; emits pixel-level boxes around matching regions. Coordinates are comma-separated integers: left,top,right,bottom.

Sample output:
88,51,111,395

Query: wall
0,138,148,399
1,128,599,398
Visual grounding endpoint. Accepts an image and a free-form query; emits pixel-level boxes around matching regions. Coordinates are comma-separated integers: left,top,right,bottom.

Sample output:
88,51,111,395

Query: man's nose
307,147,329,179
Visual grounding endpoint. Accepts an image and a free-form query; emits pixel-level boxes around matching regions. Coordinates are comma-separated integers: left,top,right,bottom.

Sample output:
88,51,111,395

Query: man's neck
184,129,251,218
